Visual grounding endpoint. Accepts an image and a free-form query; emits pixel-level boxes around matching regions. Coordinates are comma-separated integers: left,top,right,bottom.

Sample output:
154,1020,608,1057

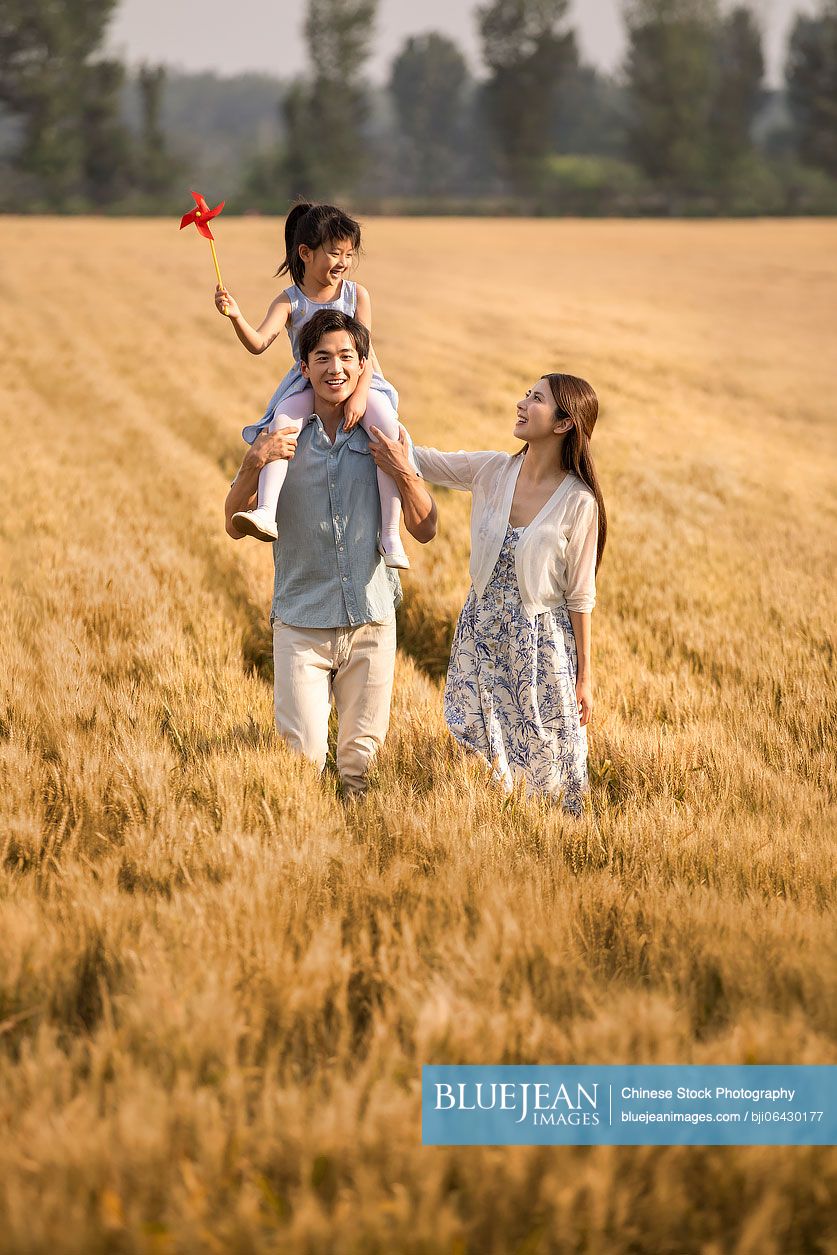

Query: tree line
2,0,836,215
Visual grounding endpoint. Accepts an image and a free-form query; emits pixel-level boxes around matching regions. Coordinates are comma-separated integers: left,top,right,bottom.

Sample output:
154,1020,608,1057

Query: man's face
300,330,364,406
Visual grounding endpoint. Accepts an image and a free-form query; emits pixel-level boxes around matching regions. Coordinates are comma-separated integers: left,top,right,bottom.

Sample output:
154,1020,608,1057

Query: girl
215,201,409,568
413,374,606,814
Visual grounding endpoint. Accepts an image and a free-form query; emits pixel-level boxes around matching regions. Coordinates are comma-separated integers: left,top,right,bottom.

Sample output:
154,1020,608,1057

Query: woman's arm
414,446,504,491
563,495,598,614
564,493,598,726
568,611,593,726
215,289,291,355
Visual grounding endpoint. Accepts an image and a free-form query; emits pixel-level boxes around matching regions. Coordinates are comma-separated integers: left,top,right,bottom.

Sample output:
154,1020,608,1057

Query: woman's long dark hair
546,373,607,570
276,201,362,286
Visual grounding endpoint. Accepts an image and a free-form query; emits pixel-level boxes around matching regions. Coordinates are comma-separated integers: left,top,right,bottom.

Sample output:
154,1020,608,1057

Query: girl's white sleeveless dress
241,280,399,444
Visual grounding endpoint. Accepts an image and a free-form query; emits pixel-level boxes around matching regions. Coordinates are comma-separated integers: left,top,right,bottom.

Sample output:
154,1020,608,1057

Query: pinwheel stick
208,238,223,289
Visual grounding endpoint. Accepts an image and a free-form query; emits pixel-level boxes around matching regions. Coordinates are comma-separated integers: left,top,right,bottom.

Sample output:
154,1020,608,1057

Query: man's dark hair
298,309,370,364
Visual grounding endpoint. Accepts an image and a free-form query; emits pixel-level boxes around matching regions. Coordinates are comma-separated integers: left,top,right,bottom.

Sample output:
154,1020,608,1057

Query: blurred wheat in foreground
0,218,835,1253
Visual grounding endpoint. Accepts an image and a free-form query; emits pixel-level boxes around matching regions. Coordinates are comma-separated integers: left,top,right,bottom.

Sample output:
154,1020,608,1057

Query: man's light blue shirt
270,415,418,629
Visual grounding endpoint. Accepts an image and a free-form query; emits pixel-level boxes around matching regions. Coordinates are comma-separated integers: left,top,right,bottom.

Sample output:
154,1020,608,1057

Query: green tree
0,0,123,206
137,64,176,198
476,0,577,194
553,64,627,158
389,33,469,195
786,0,837,177
623,0,719,189
81,59,133,204
709,5,764,175
283,0,378,200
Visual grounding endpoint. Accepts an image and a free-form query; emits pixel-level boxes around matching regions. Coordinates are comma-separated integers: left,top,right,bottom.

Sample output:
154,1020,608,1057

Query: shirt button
342,576,348,582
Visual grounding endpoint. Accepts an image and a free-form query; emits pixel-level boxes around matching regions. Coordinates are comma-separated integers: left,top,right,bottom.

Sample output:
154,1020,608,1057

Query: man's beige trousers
272,618,397,794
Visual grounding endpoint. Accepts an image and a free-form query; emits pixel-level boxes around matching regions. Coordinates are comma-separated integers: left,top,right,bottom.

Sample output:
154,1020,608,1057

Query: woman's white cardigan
415,447,598,616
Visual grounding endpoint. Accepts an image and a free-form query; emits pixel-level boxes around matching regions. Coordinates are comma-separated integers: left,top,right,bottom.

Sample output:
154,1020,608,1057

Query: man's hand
368,423,436,544
247,425,299,470
576,677,593,727
226,425,298,539
367,423,416,480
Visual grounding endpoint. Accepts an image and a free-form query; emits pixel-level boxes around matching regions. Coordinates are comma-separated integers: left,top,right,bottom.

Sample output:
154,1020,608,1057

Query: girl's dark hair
277,201,362,286
545,374,608,569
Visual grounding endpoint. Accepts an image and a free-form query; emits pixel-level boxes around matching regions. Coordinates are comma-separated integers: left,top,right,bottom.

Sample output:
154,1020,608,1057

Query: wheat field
0,217,835,1253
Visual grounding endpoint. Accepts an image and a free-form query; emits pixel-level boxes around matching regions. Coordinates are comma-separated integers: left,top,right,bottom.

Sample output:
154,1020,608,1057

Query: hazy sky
106,0,814,87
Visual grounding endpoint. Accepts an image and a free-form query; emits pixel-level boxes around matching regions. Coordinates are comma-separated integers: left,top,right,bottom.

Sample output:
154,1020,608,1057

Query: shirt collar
308,412,354,444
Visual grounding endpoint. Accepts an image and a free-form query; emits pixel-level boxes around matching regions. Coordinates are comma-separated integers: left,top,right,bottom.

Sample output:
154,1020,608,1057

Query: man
225,308,437,796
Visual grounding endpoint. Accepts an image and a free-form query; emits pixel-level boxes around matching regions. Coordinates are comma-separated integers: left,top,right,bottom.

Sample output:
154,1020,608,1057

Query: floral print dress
443,524,588,814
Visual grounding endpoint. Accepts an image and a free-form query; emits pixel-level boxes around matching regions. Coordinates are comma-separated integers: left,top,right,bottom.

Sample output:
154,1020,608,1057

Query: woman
412,374,607,814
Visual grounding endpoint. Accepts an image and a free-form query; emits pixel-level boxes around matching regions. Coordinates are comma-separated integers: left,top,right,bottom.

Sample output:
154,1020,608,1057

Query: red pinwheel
179,190,226,295
180,190,224,239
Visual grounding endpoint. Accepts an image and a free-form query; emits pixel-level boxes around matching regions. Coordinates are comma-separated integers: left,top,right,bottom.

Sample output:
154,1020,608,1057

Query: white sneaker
379,542,410,570
232,507,278,542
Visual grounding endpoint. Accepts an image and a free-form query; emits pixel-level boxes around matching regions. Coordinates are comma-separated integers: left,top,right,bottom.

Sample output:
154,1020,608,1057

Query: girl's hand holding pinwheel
215,286,240,319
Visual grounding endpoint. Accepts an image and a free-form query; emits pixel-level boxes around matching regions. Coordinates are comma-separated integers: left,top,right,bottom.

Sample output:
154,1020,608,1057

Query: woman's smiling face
514,377,566,443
